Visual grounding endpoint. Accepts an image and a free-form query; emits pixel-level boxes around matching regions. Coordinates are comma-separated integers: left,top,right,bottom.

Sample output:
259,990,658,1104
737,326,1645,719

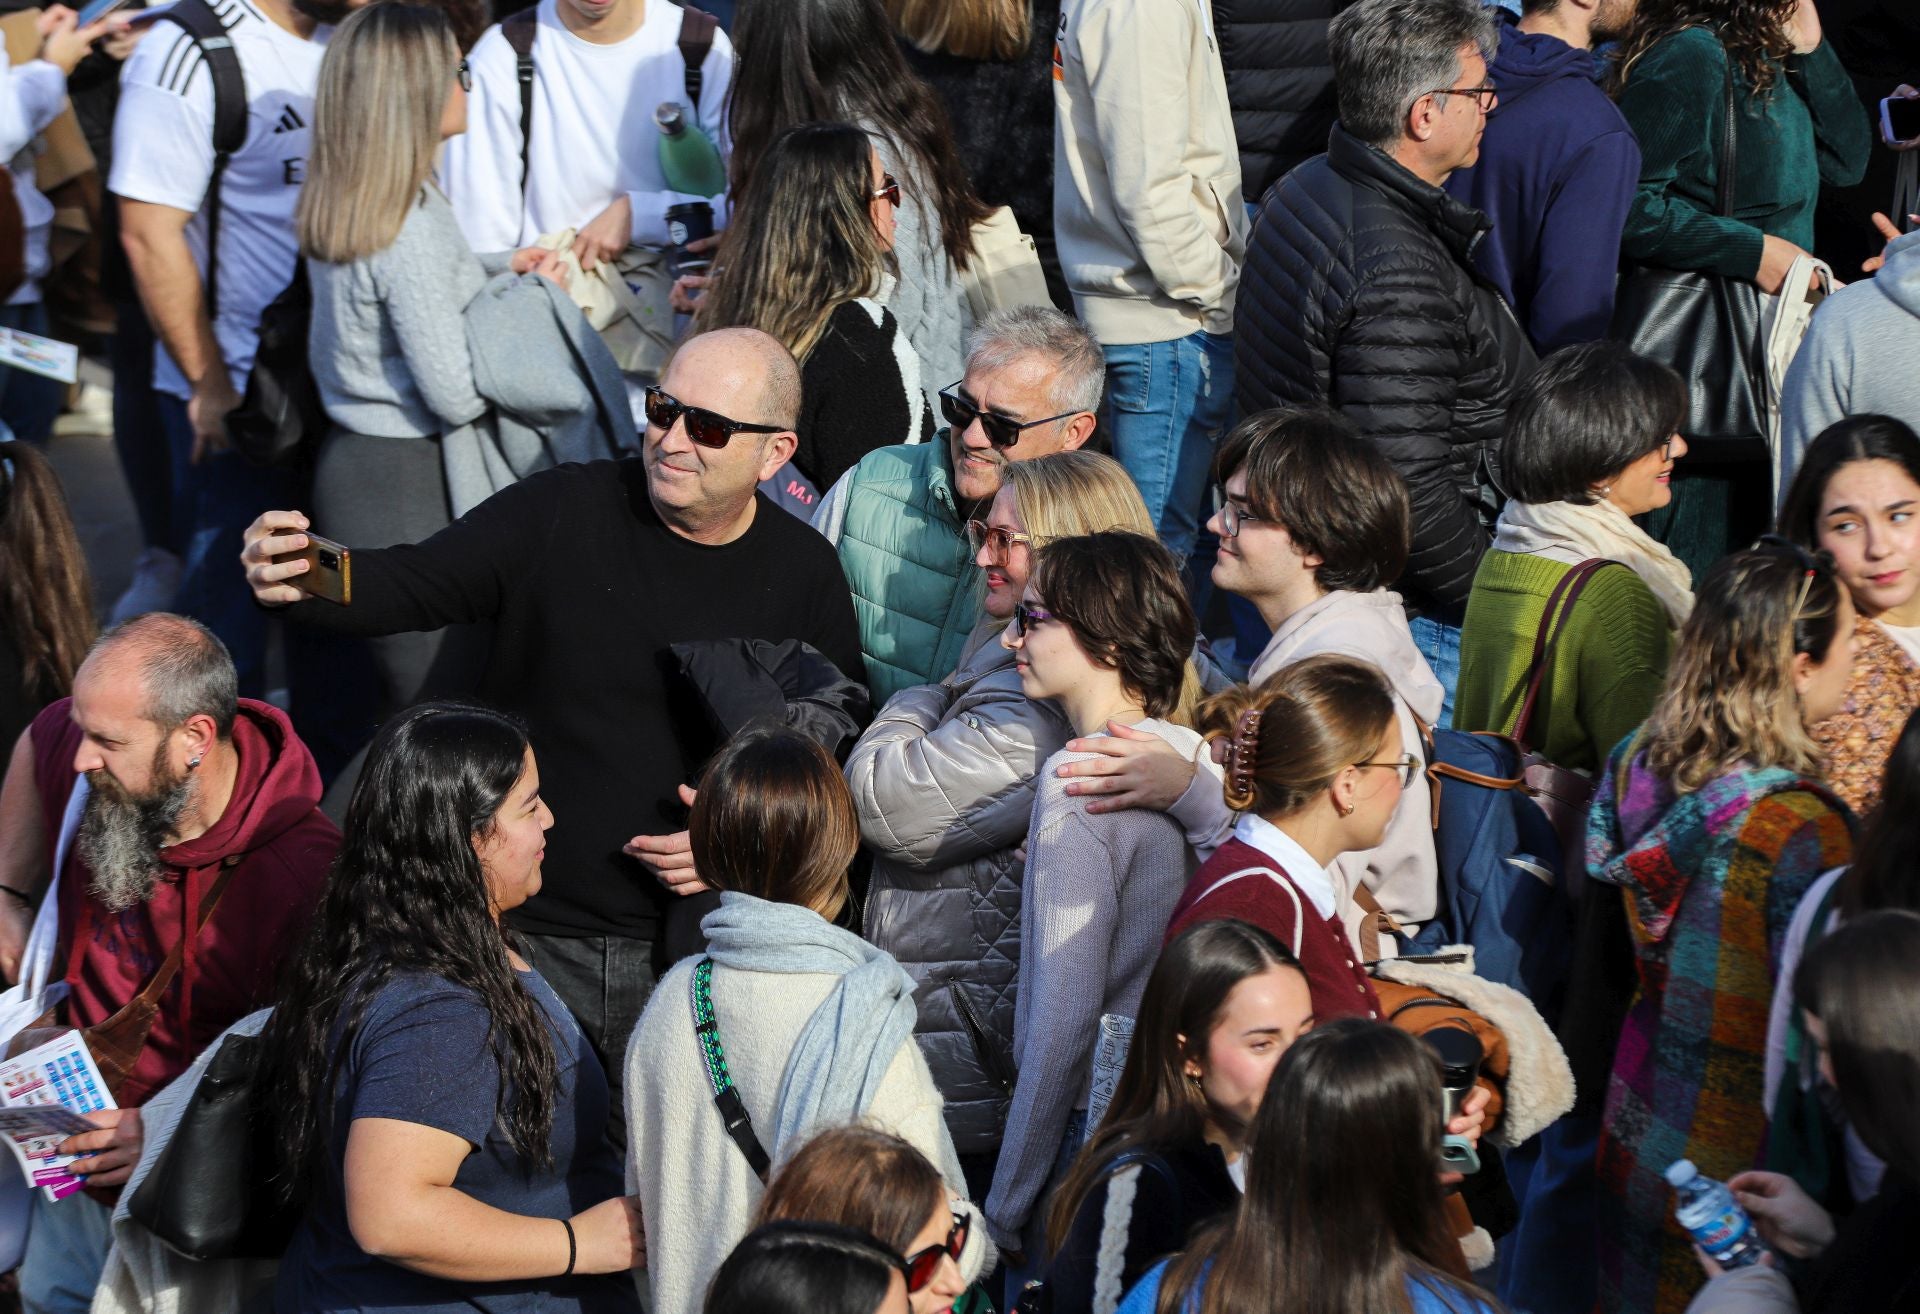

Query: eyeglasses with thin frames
1427,83,1498,112
1218,498,1266,539
456,58,472,93
1354,753,1421,788
966,519,1040,565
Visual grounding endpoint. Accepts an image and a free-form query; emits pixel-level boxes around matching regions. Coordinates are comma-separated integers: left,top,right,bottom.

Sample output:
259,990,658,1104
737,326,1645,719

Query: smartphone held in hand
282,531,352,605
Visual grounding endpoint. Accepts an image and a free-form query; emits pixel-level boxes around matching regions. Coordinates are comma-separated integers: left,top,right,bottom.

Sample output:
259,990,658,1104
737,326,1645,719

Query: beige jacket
1051,0,1246,345
1170,590,1444,948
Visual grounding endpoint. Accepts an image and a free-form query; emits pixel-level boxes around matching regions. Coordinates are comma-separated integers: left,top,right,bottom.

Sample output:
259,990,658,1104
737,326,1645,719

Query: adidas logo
271,104,305,134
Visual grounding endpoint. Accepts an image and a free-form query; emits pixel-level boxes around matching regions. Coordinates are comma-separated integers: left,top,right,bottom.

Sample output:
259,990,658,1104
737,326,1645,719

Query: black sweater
294,459,863,939
797,299,931,493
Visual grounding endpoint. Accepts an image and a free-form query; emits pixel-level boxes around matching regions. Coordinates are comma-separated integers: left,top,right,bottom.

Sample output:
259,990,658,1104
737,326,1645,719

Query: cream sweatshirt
1051,0,1247,345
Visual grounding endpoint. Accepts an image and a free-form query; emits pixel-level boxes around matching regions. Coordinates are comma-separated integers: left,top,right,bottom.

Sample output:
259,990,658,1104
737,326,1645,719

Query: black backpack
162,0,325,469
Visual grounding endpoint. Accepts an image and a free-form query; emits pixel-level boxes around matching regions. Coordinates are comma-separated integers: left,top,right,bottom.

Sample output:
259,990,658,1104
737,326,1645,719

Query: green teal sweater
1617,30,1871,281
1455,550,1674,774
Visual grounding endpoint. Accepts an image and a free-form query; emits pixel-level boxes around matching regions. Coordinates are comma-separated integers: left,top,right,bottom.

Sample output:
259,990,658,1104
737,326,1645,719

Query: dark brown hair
1794,909,1920,1184
1198,655,1398,816
1157,1019,1484,1314
1032,532,1197,721
1612,0,1797,99
1840,708,1920,919
1501,342,1687,506
0,442,95,703
1212,409,1411,594
1048,920,1303,1255
1777,415,1920,557
690,727,860,917
758,1125,946,1254
727,0,989,269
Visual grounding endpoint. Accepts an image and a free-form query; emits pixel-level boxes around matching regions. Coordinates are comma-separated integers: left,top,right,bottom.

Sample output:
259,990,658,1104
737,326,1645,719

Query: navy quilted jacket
1236,125,1535,611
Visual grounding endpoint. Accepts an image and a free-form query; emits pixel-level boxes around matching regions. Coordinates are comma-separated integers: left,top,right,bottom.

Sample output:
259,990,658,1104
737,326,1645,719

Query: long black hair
726,0,986,268
258,700,558,1203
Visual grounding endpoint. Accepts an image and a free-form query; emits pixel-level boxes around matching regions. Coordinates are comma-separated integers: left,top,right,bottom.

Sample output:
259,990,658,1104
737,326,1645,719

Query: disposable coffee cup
666,201,715,277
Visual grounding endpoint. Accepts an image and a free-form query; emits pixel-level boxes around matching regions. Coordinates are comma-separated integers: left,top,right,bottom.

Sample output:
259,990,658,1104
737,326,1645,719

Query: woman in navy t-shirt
258,699,641,1312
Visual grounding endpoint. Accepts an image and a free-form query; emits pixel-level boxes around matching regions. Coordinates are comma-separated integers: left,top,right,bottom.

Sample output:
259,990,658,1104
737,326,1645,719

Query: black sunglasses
873,172,901,207
939,383,1081,451
897,1212,968,1293
1008,601,1057,639
643,386,785,449
456,58,472,92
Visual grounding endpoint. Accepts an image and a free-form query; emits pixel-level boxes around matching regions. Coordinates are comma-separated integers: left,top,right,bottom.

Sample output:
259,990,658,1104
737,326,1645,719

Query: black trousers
518,931,661,1150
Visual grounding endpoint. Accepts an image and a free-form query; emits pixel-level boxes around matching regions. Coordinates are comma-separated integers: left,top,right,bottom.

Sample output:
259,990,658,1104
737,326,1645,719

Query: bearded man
0,613,336,1311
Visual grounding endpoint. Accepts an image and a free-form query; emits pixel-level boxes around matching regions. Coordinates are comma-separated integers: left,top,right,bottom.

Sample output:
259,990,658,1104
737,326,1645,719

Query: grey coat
451,271,638,516
846,627,1071,1155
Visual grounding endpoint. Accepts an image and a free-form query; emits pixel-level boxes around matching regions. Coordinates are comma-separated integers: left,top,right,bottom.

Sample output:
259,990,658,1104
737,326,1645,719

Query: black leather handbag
225,259,327,471
126,1031,299,1260
1610,42,1769,465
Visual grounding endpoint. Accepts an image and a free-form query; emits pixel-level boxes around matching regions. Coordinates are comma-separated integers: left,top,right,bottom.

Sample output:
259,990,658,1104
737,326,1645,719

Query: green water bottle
655,102,727,197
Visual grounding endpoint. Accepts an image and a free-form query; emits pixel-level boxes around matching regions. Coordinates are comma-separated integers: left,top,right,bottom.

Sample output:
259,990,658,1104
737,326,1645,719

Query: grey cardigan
307,184,506,440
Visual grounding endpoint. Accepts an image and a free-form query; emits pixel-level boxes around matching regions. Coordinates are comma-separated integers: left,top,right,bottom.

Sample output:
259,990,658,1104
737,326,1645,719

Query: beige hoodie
1051,0,1247,345
1170,590,1445,950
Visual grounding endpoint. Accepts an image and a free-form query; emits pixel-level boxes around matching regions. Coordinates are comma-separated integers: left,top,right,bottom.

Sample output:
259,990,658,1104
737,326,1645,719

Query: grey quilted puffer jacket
846,628,1071,1157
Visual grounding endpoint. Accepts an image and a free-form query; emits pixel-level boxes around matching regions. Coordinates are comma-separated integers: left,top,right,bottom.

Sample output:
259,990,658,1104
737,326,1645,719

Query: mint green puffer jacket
819,437,986,703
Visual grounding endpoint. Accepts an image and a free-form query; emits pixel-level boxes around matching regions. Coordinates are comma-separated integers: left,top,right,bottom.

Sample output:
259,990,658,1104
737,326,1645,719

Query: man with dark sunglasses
812,306,1102,704
235,327,861,1136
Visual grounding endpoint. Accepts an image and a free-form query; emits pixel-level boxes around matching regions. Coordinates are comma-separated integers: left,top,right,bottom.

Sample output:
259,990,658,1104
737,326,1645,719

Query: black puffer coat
1212,0,1354,207
1236,125,1535,611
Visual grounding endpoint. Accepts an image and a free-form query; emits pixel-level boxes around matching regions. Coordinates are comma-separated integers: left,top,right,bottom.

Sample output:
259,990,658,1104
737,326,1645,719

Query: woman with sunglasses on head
1589,541,1857,1314
692,121,932,491
982,532,1215,1280
1119,1019,1500,1314
1041,920,1313,1314
300,3,569,722
758,1126,972,1314
1776,415,1920,816
846,451,1206,1196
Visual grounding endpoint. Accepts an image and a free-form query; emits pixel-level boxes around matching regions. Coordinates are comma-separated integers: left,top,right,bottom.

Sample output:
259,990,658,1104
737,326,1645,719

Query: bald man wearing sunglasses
236,327,862,1132
813,306,1103,705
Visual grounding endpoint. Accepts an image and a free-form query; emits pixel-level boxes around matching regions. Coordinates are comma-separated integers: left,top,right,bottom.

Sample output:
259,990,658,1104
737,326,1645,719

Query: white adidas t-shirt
440,0,732,254
109,0,328,399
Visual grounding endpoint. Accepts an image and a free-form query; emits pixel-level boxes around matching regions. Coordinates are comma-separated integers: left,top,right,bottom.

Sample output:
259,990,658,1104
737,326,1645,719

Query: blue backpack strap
159,0,247,311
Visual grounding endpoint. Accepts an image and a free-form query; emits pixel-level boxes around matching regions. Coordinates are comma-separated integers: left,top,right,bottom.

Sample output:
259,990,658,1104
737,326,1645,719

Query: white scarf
1491,497,1695,628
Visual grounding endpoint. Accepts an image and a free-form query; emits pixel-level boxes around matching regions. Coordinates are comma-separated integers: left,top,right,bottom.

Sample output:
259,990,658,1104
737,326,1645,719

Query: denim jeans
1000,1108,1089,1310
518,931,660,1150
1407,610,1464,729
1102,330,1235,563
20,1190,113,1314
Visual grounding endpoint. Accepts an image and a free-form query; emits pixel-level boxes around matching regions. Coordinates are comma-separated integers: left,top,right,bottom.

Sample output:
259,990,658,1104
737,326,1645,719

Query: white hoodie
1170,590,1445,950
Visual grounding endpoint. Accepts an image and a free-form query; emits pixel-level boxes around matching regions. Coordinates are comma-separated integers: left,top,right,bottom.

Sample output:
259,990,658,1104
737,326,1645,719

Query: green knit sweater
1617,30,1871,282
1455,551,1674,774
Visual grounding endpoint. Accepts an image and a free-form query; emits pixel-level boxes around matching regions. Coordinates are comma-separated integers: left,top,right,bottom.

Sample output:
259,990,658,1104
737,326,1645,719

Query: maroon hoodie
30,697,338,1108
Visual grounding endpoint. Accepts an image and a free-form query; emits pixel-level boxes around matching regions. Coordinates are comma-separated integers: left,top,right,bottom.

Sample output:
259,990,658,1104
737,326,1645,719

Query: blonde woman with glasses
1588,540,1858,1314
299,2,564,713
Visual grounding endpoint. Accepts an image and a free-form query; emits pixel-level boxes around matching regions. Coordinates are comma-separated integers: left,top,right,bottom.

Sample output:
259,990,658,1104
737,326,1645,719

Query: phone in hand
1883,96,1920,147
281,531,352,606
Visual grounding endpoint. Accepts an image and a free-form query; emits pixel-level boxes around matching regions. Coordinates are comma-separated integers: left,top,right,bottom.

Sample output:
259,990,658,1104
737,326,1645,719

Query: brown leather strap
1351,882,1399,965
1512,559,1619,750
131,857,243,1012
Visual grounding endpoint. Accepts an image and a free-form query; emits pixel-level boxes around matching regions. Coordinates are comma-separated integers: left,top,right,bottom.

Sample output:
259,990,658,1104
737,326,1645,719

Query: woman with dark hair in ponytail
261,700,641,1312
0,440,95,749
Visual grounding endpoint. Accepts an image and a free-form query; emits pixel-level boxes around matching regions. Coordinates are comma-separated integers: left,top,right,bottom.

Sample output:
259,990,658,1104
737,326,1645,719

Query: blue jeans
0,302,67,448
20,1190,112,1314
1103,330,1235,563
1001,1108,1089,1310
1407,610,1463,729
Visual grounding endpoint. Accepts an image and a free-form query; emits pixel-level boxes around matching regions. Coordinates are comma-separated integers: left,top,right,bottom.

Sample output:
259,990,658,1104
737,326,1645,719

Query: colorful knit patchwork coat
1588,741,1853,1314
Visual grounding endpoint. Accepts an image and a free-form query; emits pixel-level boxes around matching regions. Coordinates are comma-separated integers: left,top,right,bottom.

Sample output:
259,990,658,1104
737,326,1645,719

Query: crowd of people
0,0,1915,1309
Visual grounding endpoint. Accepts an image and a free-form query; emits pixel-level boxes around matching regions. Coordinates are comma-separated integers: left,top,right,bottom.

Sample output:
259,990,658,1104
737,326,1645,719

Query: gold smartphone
283,531,351,606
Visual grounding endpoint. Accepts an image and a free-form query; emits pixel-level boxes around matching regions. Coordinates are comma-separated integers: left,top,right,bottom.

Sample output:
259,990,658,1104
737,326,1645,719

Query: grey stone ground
45,363,137,618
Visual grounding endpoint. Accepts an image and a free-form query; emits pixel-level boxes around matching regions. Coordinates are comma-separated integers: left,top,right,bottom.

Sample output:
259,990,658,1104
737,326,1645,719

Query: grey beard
77,776,191,913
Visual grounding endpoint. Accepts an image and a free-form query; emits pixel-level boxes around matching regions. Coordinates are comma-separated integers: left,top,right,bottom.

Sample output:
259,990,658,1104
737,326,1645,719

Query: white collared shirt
1231,813,1338,921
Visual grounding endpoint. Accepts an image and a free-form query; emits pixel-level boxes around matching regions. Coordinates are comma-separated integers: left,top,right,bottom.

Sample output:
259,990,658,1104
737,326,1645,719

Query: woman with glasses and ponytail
981,531,1215,1284
1590,540,1858,1314
691,120,932,491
